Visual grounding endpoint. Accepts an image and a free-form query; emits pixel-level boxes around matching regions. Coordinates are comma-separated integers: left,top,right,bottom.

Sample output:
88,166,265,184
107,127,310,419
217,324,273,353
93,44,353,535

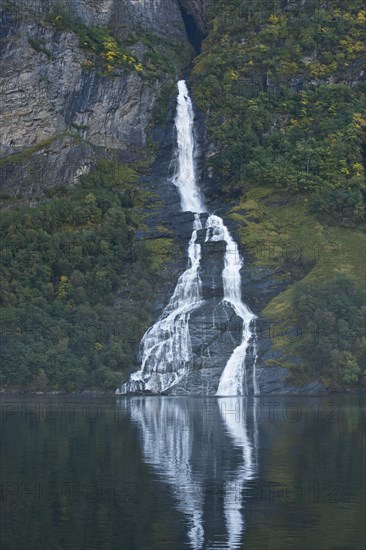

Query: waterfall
118,80,259,396
205,216,257,396
172,80,206,214
124,214,204,393
119,81,206,394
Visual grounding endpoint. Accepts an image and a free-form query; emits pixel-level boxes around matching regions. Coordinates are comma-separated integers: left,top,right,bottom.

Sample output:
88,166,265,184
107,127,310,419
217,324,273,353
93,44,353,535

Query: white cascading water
121,397,258,549
205,216,257,396
119,81,206,394
172,80,206,213
118,80,258,396
126,214,204,393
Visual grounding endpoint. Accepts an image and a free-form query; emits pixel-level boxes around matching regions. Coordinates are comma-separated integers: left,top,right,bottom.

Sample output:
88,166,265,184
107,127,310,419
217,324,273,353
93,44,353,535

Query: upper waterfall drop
172,80,206,214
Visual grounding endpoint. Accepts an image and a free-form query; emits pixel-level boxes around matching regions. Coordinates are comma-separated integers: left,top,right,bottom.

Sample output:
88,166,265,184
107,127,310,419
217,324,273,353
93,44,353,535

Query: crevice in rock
177,2,204,54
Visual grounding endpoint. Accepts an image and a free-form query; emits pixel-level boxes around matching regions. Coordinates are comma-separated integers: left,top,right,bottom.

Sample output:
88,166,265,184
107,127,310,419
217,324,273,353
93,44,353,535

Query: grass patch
28,36,52,59
231,186,365,283
0,136,63,169
47,8,141,75
143,238,175,273
231,185,366,388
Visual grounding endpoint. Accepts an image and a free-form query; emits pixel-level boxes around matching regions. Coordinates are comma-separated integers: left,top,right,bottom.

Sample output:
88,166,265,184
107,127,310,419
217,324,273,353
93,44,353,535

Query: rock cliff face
0,0,325,394
177,0,207,52
0,0,191,194
179,0,207,35
8,0,187,39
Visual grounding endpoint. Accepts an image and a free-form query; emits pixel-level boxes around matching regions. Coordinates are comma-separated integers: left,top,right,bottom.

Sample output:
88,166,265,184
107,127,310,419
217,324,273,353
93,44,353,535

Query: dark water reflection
0,395,365,549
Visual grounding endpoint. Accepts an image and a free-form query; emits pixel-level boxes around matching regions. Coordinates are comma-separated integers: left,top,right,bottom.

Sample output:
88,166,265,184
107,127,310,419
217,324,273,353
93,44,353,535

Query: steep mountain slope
0,0,201,391
0,0,365,393
191,0,366,391
0,0,192,194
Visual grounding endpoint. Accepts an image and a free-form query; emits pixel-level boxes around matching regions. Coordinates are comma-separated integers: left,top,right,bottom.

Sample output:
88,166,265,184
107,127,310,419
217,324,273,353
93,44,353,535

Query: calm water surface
1,395,365,549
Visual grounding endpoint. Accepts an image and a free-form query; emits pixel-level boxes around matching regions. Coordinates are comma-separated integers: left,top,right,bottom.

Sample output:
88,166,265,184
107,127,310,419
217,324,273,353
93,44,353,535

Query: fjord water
120,80,257,396
1,395,365,549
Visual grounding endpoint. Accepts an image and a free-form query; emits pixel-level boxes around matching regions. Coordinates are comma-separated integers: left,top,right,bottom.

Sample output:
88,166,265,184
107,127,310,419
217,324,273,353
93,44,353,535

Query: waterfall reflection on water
122,397,258,549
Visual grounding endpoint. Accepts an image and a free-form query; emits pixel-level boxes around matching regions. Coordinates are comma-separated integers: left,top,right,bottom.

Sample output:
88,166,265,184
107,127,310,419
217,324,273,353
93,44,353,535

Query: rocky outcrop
0,0,190,194
256,365,325,394
177,0,207,51
166,300,246,395
9,0,187,39
110,0,187,40
1,23,161,151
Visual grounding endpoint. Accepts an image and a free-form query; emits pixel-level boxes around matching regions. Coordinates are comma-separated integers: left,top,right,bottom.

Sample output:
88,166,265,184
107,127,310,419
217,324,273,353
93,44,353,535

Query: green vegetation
126,28,192,81
230,186,365,388
192,0,366,224
0,136,63,170
0,160,173,392
192,0,366,389
46,7,191,79
47,8,141,74
291,275,365,387
27,36,52,59
1,0,364,391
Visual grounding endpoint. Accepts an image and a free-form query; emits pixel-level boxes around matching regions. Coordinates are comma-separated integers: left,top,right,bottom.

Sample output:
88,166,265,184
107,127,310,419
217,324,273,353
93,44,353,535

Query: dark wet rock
199,241,225,299
117,380,156,396
256,366,326,394
166,300,245,395
178,0,207,36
